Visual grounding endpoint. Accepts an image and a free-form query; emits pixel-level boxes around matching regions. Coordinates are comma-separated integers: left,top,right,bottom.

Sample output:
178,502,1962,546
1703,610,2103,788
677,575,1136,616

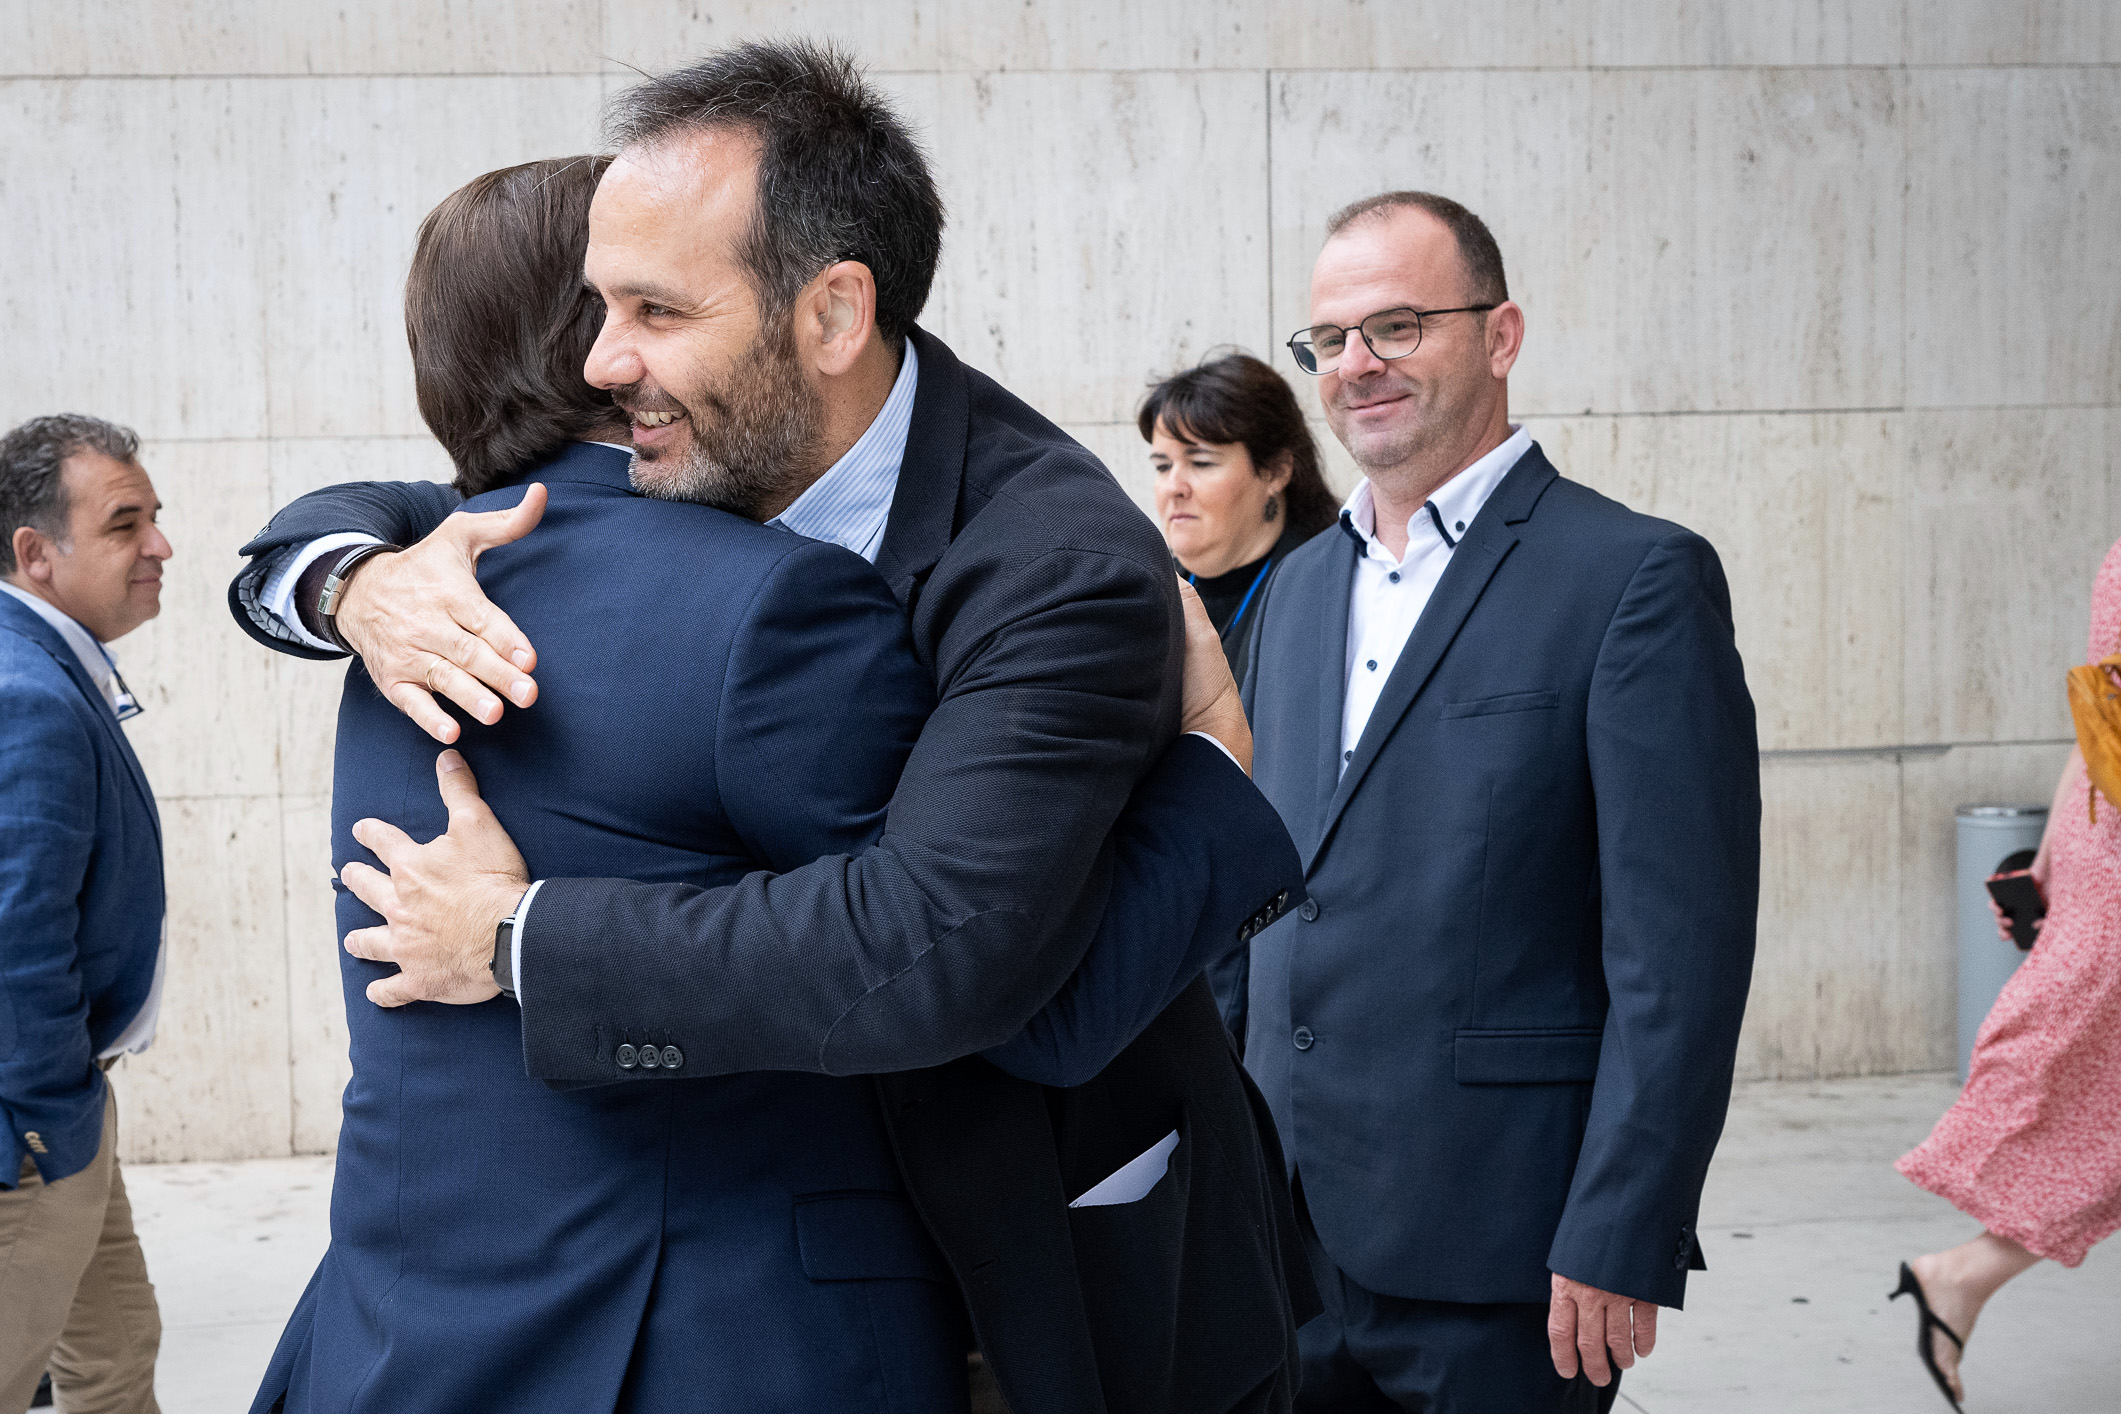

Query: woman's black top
1180,520,1323,690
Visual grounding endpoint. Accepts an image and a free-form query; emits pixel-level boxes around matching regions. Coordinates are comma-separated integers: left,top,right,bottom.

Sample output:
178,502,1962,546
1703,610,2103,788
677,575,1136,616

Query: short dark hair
0,414,140,575
604,39,945,344
404,156,618,496
1325,191,1509,306
1137,352,1339,538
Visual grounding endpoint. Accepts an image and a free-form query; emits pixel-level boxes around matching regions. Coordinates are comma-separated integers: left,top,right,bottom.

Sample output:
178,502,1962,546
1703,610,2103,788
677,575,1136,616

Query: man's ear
1485,300,1526,380
10,525,55,584
810,259,879,377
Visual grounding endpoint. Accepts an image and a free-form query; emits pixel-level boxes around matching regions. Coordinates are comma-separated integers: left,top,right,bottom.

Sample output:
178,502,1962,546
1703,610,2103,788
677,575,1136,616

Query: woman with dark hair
1140,352,1336,686
1140,353,1333,1045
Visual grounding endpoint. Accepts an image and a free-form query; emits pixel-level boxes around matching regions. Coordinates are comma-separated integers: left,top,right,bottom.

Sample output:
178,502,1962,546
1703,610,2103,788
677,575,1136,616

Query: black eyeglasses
1286,303,1498,375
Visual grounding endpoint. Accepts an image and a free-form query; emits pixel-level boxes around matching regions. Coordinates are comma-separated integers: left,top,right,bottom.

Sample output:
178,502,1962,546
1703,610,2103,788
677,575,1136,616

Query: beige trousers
0,1082,160,1414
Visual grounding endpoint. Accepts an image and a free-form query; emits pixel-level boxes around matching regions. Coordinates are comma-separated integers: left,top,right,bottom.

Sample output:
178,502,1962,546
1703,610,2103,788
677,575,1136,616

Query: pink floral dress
1897,537,2121,1265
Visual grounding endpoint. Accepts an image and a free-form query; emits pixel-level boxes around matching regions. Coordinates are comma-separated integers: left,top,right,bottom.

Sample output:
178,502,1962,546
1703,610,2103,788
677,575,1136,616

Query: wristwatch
491,896,526,999
316,542,399,652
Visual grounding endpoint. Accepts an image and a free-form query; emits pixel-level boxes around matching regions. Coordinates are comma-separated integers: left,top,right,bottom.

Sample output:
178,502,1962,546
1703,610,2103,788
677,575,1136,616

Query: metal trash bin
1954,805,2049,1081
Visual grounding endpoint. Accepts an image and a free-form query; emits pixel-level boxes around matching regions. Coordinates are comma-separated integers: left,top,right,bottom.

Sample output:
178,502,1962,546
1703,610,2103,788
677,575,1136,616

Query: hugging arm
232,479,550,743
977,733,1301,1087
229,479,463,659
520,538,1189,1080
231,483,1298,1083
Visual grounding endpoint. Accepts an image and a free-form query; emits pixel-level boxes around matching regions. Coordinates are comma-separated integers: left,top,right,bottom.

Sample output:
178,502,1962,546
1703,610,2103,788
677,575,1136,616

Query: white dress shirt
0,579,166,1057
1337,424,1532,772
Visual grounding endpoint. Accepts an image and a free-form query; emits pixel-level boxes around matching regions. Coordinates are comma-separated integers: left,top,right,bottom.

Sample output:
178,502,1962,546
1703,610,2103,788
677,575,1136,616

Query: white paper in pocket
1068,1128,1180,1208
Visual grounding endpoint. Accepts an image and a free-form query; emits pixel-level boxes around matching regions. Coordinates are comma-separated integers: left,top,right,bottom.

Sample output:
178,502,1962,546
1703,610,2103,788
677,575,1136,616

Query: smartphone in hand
1985,870,2047,951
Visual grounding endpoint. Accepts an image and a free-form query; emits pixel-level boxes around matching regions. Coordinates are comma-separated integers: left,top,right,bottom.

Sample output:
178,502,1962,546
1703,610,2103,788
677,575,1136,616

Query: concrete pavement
121,1073,2116,1412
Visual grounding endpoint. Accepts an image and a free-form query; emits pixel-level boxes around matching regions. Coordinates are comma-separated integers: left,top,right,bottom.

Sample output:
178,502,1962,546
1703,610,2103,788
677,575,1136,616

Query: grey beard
628,331,825,520
631,416,814,519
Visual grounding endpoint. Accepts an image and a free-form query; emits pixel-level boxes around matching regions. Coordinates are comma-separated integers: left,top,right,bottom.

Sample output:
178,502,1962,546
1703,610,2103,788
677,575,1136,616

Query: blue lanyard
1189,556,1276,637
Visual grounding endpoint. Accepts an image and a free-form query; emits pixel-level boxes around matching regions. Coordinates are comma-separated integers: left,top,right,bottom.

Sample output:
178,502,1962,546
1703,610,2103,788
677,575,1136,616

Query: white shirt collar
1340,424,1533,564
0,578,128,716
768,340,920,563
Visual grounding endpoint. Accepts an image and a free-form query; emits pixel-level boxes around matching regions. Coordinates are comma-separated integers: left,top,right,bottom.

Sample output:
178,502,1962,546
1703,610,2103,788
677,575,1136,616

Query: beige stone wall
3,2,2114,1161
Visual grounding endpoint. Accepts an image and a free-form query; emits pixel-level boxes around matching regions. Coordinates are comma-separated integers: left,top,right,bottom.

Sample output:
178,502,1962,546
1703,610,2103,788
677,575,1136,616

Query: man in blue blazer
1240,192,1760,1412
0,414,170,1413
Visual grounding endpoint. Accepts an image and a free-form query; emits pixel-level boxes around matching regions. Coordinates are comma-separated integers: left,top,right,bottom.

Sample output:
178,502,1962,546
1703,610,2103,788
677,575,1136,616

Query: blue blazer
0,592,163,1186
256,444,965,1413
1242,445,1760,1310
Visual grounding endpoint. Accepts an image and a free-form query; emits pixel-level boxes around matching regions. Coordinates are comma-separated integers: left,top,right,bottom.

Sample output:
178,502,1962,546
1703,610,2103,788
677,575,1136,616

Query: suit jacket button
1293,1026,1315,1051
615,1044,638,1069
659,1045,683,1070
638,1046,661,1069
1299,899,1320,922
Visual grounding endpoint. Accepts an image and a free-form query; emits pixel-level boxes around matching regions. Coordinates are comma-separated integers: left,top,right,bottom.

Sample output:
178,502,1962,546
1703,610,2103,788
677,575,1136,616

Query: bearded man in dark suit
227,41,1314,1414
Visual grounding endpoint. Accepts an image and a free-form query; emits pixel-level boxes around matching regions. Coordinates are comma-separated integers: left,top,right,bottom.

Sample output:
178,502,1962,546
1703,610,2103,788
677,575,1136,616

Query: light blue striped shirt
768,341,919,563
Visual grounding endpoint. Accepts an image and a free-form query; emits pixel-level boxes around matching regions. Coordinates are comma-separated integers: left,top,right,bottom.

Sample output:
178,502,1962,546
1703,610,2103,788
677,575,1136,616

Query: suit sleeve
0,685,107,1187
1547,530,1760,1309
225,479,464,659
979,734,1304,1087
519,533,1195,1082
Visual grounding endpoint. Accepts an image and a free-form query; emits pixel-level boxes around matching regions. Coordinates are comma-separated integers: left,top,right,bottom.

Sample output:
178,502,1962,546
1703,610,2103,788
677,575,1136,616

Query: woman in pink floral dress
1893,535,2121,1408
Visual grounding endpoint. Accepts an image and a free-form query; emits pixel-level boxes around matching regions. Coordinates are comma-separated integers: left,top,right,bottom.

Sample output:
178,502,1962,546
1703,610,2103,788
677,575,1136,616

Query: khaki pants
0,1081,159,1414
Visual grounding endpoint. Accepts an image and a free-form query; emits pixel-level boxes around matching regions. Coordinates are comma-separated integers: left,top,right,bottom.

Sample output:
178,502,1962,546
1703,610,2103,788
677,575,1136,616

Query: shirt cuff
1187,729,1244,772
262,532,383,653
508,879,546,1009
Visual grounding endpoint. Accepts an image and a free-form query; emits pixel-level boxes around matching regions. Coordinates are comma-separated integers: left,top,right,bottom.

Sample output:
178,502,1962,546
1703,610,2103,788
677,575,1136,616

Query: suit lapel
1313,449,1559,861
868,335,1106,1405
874,326,970,612
1285,535,1356,867
0,597,161,845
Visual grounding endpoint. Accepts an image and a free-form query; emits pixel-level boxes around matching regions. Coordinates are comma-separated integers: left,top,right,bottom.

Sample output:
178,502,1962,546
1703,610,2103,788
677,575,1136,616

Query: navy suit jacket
1243,444,1759,1310
233,331,1316,1414
257,443,974,1412
0,593,162,1187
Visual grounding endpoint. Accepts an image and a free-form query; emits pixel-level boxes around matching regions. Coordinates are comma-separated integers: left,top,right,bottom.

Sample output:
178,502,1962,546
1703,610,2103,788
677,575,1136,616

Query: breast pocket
1063,1106,1288,1413
1440,689,1562,720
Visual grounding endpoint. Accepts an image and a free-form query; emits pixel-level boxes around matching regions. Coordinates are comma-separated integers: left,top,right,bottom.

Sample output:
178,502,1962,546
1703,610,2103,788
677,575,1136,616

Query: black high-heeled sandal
1891,1261,1965,1411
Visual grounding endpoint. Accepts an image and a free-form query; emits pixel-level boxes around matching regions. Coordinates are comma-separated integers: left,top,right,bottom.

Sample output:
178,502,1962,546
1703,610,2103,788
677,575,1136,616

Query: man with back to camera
224,42,1316,1414
1237,192,1760,1412
0,415,170,1414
